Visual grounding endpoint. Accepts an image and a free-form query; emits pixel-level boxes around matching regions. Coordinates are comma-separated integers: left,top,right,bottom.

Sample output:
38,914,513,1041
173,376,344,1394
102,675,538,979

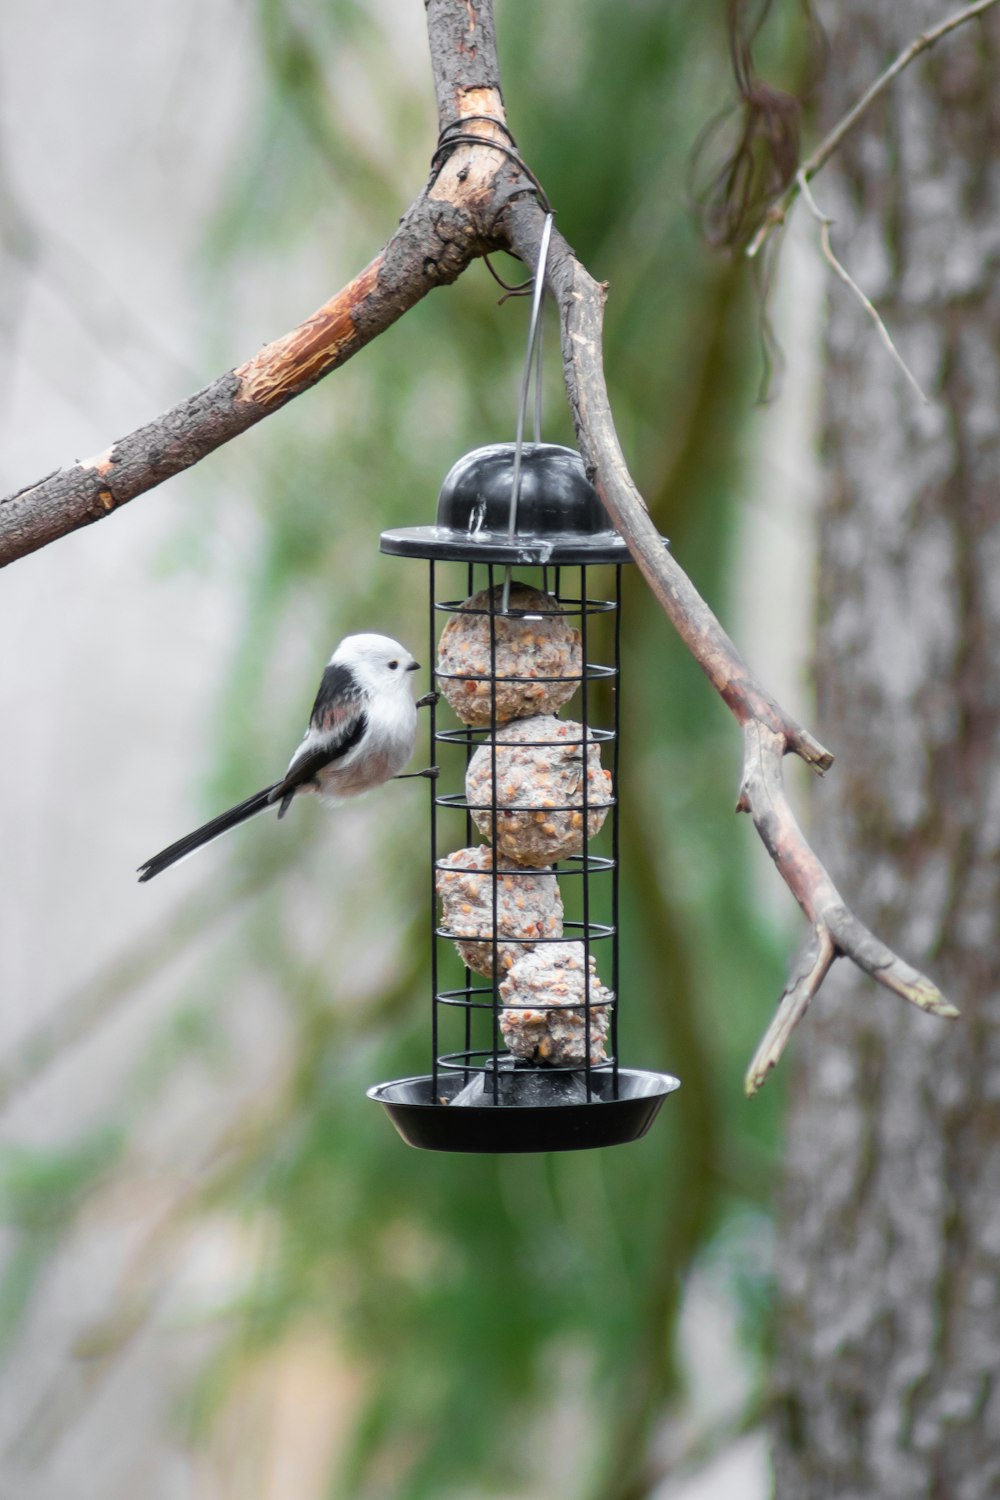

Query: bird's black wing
270,663,369,816
270,706,369,817
309,662,364,733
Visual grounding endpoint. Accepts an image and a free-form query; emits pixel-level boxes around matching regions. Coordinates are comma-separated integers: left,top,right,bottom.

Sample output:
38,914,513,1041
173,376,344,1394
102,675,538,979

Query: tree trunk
771,4,1000,1497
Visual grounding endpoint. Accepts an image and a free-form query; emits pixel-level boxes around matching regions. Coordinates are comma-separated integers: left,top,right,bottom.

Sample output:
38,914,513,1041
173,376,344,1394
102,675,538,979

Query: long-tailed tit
138,633,423,882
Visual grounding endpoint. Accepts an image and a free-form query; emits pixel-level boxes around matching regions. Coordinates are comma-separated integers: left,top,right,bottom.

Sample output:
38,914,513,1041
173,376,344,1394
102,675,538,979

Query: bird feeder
368,441,679,1153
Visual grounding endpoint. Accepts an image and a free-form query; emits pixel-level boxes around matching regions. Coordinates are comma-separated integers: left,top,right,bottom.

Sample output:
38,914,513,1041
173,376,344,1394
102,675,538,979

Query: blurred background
0,2,824,1497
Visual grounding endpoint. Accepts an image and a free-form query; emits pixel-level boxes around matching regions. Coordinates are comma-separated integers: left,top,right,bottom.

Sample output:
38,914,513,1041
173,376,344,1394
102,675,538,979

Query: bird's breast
317,699,416,799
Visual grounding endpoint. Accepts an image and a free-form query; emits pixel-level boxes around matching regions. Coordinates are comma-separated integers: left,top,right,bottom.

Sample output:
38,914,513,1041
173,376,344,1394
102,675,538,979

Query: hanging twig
746,0,1000,257
797,171,930,403
0,0,957,1089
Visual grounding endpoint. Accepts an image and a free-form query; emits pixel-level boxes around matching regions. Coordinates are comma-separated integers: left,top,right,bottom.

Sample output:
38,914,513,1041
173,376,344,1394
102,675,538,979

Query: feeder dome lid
437,442,607,537
379,442,665,565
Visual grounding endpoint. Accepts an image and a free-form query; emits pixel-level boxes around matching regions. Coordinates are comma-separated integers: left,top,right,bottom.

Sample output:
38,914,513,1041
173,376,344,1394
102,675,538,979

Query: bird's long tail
137,783,281,882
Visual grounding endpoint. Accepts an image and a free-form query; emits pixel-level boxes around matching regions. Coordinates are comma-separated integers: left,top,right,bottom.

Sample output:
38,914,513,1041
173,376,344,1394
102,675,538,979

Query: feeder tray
368,1066,680,1154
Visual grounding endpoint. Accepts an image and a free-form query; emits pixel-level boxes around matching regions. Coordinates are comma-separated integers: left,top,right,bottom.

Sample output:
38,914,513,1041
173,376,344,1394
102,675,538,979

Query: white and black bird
138,633,423,882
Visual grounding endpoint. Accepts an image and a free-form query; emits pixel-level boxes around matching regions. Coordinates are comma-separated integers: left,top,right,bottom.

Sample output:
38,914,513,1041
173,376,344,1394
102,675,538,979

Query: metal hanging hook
502,212,555,612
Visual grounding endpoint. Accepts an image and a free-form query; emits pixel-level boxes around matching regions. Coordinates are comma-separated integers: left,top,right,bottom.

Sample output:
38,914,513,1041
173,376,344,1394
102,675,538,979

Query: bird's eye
388,660,399,670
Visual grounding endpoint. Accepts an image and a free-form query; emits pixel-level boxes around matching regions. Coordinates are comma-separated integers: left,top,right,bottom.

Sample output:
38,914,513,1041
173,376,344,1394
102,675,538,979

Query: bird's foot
416,691,440,709
395,765,440,780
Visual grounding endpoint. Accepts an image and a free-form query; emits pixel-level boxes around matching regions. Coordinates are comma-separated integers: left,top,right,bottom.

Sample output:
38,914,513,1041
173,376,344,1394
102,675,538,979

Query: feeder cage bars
369,442,679,1152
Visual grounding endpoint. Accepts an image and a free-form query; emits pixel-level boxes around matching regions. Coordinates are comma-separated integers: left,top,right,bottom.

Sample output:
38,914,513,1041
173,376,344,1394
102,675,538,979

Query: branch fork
0,0,956,1092
736,723,956,1094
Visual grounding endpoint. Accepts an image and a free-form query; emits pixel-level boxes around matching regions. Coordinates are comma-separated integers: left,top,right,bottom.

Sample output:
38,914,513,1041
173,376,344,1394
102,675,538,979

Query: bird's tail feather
137,783,281,882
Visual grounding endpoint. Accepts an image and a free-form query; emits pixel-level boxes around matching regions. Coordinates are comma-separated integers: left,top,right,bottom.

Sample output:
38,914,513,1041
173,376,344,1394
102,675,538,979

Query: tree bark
772,4,1000,1496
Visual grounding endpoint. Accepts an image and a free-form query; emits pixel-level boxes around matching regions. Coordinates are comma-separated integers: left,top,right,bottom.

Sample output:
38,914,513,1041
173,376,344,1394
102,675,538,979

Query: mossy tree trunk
771,4,1000,1496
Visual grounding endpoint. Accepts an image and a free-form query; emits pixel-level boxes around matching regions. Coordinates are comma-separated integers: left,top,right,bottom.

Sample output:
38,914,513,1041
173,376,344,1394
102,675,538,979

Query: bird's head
334,633,421,696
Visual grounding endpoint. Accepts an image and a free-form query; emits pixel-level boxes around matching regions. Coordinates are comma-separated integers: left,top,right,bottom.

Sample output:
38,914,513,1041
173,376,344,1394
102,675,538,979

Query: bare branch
0,203,487,566
747,0,1000,257
0,0,514,568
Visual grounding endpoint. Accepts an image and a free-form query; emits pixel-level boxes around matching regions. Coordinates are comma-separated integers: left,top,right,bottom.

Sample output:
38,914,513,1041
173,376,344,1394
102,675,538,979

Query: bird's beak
407,660,421,672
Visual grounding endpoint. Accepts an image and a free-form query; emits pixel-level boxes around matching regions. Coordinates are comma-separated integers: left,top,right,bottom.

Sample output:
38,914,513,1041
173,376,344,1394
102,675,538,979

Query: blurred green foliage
0,1128,123,1347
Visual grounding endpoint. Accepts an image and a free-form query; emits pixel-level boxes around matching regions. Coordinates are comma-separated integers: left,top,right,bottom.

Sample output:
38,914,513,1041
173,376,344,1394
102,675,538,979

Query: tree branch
0,200,490,566
747,0,999,257
0,0,512,566
1,0,956,1086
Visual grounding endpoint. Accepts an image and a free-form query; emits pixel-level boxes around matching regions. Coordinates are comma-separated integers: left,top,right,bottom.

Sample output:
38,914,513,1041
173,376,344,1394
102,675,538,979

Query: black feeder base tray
367,1066,680,1154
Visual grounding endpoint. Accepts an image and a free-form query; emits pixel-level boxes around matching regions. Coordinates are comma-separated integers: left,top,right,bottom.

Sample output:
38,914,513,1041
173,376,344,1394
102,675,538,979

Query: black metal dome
380,442,638,565
438,442,608,536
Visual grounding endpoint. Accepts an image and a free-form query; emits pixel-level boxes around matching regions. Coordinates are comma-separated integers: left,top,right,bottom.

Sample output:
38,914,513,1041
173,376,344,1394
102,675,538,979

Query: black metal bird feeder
369,441,679,1153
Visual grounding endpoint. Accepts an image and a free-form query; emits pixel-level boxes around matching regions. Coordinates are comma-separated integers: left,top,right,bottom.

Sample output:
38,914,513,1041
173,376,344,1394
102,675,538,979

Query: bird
137,633,423,882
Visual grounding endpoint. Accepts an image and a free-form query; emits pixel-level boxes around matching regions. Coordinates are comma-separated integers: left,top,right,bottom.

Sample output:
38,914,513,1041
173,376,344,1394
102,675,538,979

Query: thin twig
745,929,836,1094
797,171,930,403
747,0,1000,257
